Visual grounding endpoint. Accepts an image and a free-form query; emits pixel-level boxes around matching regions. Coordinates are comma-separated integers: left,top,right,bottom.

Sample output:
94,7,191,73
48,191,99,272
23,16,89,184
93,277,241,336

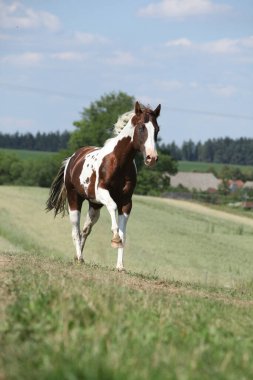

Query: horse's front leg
96,187,123,248
116,202,132,271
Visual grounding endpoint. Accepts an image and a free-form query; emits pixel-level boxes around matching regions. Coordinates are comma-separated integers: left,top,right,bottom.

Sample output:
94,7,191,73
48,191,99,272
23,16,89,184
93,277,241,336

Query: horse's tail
46,158,69,217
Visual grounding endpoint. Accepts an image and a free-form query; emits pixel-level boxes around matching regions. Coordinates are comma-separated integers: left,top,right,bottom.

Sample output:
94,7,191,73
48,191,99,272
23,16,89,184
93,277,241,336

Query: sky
0,0,253,145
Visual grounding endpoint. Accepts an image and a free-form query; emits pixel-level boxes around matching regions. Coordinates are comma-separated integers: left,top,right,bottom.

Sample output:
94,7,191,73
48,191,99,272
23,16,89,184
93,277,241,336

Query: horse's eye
139,124,145,132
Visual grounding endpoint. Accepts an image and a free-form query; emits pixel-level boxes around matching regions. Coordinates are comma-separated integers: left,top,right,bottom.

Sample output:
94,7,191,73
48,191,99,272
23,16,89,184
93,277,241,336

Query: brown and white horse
46,101,161,270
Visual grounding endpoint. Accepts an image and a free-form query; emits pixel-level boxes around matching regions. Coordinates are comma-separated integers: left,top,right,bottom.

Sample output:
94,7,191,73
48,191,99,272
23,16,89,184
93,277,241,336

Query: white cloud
51,51,88,62
0,33,12,40
241,36,253,48
0,116,35,132
202,38,240,54
165,38,192,48
1,52,43,66
0,0,61,31
138,0,230,19
208,84,236,97
105,51,136,65
74,32,109,45
155,79,184,91
165,36,253,55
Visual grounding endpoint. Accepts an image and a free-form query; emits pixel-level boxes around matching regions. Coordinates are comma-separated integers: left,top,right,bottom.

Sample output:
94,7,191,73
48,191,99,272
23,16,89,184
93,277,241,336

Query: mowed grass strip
1,252,253,380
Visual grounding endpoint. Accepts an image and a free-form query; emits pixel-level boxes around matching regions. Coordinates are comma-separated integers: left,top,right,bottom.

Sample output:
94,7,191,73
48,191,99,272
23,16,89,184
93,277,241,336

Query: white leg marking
116,213,129,271
69,209,83,261
81,207,100,252
96,188,118,235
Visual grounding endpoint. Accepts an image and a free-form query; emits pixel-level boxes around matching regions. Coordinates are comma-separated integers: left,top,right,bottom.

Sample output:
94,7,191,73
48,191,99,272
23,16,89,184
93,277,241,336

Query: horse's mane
113,111,135,136
113,103,151,136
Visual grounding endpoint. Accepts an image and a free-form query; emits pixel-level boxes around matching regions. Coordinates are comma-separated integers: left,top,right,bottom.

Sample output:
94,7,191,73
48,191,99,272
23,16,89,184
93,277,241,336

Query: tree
69,92,135,150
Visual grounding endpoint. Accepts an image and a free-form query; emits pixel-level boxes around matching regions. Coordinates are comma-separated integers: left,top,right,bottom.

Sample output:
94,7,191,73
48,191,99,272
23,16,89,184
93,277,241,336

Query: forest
0,130,70,152
2,132,253,166
160,137,253,165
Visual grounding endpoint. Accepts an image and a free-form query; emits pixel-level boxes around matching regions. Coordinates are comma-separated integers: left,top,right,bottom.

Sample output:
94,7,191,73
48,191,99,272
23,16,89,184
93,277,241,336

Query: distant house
243,181,253,189
227,179,244,192
168,172,220,192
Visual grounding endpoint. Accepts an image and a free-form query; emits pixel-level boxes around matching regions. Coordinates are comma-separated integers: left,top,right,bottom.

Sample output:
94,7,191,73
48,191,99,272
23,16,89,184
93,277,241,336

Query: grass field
178,160,253,175
1,186,253,379
0,148,56,161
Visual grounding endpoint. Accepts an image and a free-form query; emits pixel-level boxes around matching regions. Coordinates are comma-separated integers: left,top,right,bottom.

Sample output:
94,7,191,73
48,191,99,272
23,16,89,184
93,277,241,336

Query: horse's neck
103,121,136,165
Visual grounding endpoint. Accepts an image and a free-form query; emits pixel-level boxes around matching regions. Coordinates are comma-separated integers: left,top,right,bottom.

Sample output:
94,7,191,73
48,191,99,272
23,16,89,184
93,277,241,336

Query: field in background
0,148,56,161
178,160,253,175
1,186,253,379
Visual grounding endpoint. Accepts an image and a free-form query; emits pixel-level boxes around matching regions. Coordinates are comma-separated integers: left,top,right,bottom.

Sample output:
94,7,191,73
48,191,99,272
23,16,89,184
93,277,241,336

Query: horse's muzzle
144,154,158,167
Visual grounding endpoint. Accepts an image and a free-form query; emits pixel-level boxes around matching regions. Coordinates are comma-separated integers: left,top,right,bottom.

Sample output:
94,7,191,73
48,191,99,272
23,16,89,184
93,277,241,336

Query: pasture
1,186,253,379
0,148,56,161
178,160,253,176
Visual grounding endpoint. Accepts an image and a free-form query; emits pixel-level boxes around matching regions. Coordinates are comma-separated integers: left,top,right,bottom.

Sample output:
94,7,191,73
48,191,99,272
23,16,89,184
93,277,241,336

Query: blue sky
0,0,252,145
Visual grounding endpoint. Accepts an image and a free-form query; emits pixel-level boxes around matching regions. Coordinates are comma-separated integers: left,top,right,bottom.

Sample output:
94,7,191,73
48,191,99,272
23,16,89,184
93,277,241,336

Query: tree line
2,132,253,167
159,137,253,165
0,131,70,152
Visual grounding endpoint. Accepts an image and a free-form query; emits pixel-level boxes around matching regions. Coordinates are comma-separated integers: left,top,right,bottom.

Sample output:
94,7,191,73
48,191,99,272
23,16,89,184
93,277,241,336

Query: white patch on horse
144,121,156,153
79,150,99,192
63,156,73,182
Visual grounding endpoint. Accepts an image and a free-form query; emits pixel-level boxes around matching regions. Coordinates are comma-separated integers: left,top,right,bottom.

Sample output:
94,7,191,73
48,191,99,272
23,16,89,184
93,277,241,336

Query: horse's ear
135,101,142,116
154,104,161,118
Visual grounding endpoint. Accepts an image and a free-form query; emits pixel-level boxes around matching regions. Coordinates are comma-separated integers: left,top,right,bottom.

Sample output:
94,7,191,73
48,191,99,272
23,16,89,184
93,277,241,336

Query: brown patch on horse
87,170,96,199
99,137,133,186
98,136,137,211
65,146,98,196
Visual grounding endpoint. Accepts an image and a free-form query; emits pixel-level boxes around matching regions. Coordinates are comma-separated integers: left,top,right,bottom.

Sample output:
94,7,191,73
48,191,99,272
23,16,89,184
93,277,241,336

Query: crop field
1,186,253,379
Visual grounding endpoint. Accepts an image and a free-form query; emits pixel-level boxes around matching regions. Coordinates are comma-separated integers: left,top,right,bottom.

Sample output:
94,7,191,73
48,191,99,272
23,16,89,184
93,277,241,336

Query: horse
46,101,161,271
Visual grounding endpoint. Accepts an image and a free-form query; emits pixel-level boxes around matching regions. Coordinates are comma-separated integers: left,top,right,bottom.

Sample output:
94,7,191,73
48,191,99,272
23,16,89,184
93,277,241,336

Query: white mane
113,110,134,136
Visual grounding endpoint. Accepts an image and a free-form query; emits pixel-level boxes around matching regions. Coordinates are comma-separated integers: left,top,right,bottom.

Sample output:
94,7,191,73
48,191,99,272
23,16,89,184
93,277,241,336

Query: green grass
178,160,253,175
1,186,253,286
1,253,253,380
0,148,56,161
1,186,253,379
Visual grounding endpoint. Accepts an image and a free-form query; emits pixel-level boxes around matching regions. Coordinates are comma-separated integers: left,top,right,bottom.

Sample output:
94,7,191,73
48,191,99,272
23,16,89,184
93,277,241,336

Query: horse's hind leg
68,191,84,262
81,203,101,252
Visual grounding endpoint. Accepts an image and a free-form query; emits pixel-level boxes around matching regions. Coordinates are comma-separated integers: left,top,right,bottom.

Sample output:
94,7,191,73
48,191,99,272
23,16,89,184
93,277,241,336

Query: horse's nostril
146,155,151,161
156,156,158,162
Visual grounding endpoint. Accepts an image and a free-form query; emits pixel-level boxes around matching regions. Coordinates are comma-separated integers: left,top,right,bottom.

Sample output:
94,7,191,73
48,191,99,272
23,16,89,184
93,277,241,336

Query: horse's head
131,101,161,167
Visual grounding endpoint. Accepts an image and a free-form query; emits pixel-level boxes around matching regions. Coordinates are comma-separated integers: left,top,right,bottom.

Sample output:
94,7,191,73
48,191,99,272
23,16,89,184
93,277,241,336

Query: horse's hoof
111,239,123,248
74,257,85,264
116,266,126,272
